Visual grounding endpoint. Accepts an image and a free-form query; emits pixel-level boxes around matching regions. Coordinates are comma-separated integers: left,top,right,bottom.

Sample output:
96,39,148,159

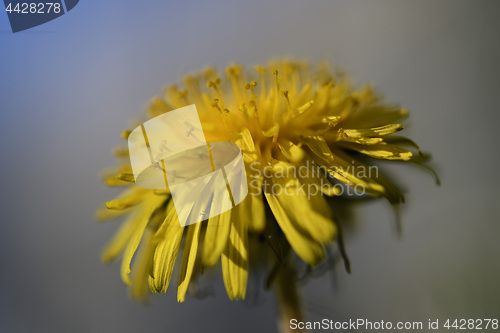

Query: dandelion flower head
97,60,433,302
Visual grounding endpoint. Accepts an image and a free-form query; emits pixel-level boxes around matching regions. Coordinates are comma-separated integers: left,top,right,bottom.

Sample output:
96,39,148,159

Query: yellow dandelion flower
97,60,434,306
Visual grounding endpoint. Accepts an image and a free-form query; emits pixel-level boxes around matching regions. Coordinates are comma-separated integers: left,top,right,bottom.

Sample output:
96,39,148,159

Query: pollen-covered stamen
255,66,267,99
183,75,206,107
166,85,187,109
203,67,216,78
211,98,231,134
226,65,244,102
288,62,301,95
244,81,258,100
281,90,290,104
177,89,189,103
211,98,223,113
271,69,283,123
248,100,262,129
241,82,258,119
272,69,280,93
207,78,225,108
280,90,291,115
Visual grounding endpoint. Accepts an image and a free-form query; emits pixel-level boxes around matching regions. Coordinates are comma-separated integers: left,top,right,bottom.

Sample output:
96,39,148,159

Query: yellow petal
148,201,184,293
221,217,248,300
101,210,141,263
202,209,231,267
342,124,404,138
384,136,423,155
234,129,266,232
294,159,341,197
244,192,266,233
104,187,147,210
177,223,202,302
106,194,144,210
116,172,135,183
112,146,130,158
103,175,130,187
340,142,413,161
235,129,258,159
330,148,405,204
341,88,408,128
264,193,325,266
148,96,172,117
270,161,337,243
129,229,157,301
342,137,384,145
278,140,305,163
304,136,404,203
296,99,314,116
95,204,130,222
100,168,130,187
120,194,164,285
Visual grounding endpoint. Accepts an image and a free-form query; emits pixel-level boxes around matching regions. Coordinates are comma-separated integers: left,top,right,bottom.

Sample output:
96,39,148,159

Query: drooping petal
106,193,144,210
330,147,405,204
95,204,130,222
103,175,131,187
119,194,164,285
148,200,184,293
177,222,202,302
129,229,157,300
241,192,266,233
221,216,249,300
101,210,141,263
264,193,325,266
304,135,404,203
234,128,266,232
202,209,231,267
270,161,337,243
383,136,424,155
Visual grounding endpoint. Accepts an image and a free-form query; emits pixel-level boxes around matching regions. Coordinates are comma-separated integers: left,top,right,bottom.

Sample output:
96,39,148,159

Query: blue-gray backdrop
1,1,499,332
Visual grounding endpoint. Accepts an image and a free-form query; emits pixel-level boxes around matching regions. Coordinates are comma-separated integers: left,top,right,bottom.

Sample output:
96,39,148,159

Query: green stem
275,266,305,333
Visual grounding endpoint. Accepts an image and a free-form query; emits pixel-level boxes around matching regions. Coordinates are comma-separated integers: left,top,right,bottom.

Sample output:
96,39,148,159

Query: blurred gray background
1,1,499,332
